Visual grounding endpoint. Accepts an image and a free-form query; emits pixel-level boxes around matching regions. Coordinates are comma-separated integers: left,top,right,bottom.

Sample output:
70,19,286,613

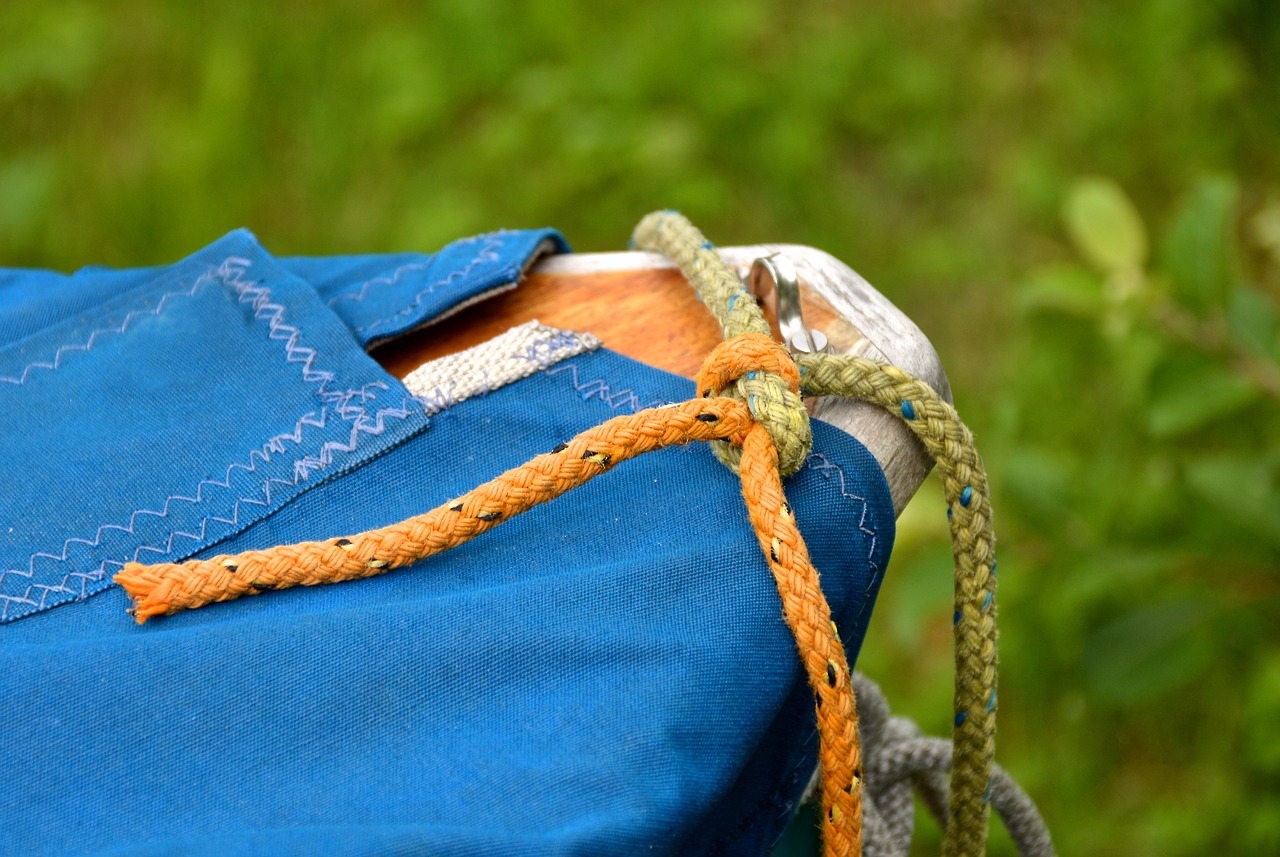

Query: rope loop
695,333,801,398
692,331,810,474
632,212,812,476
637,211,998,857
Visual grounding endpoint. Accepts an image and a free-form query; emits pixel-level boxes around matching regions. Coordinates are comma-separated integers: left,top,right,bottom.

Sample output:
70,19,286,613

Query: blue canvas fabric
0,230,895,856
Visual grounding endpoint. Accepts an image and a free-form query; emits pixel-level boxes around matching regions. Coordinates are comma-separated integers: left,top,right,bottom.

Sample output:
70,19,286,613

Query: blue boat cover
0,228,894,856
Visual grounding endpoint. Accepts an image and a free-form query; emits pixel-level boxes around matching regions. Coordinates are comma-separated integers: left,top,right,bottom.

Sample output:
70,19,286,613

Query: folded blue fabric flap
3,346,893,855
0,228,568,351
0,230,432,622
281,228,568,348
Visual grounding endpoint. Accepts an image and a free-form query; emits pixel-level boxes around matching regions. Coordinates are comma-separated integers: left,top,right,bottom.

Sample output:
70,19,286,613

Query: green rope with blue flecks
633,213,812,478
633,211,997,857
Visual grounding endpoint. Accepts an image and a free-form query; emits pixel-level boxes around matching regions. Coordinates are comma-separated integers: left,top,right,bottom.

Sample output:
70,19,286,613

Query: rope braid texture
796,351,996,857
116,211,998,857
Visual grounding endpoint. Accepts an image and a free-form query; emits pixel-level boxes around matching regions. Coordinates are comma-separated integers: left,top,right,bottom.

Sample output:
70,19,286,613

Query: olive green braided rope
633,212,996,857
633,211,812,477
799,355,997,857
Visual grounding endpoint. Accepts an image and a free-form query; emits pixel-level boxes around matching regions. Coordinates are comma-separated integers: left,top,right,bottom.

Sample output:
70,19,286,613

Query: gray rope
852,673,1057,857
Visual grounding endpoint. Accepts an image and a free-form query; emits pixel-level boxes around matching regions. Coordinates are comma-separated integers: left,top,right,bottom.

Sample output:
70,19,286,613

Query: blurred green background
4,1,1278,854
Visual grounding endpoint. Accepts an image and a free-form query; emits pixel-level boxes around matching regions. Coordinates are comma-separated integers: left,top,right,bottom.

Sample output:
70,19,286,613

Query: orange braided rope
739,419,862,856
116,338,865,857
116,397,754,620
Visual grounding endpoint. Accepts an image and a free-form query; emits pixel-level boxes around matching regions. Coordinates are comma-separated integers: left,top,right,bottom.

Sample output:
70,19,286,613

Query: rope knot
695,332,801,398
633,211,814,477
695,332,811,476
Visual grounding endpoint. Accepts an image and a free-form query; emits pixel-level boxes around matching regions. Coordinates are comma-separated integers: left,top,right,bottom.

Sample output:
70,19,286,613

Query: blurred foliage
2,1,1278,854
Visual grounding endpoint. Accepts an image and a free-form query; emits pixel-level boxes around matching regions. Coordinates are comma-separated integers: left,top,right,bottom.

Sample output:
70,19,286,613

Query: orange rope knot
693,332,812,477
694,332,802,398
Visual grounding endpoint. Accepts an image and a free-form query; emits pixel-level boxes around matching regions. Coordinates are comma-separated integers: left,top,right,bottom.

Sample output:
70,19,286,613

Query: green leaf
1159,177,1239,314
1064,176,1148,274
1227,285,1280,357
1018,263,1105,317
1184,454,1280,550
1145,352,1260,438
1244,652,1280,777
1083,600,1213,704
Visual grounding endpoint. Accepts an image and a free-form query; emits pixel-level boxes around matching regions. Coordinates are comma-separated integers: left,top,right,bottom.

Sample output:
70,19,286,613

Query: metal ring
748,254,829,355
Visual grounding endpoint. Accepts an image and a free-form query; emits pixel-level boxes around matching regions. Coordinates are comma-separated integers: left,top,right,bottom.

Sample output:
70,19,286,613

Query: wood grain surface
375,268,729,380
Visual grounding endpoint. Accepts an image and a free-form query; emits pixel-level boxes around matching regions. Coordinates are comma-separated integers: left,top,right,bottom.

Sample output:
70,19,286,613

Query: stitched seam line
543,364,883,563
804,451,880,574
353,233,508,336
324,231,496,306
0,257,421,622
0,392,420,621
325,259,435,308
542,363,669,413
0,275,209,387
0,408,334,607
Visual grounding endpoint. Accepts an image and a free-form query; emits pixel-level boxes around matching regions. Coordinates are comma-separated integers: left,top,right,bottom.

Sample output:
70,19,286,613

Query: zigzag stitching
293,396,416,479
354,234,508,336
1,258,421,621
324,231,507,307
2,394,420,620
323,383,385,420
325,233,485,306
6,395,418,617
413,378,462,417
0,407,330,588
326,260,432,307
0,270,216,386
805,452,880,571
517,331,586,368
225,258,337,394
542,363,667,413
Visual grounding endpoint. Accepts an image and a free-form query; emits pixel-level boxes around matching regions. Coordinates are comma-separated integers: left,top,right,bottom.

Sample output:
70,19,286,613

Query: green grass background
4,2,1279,854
